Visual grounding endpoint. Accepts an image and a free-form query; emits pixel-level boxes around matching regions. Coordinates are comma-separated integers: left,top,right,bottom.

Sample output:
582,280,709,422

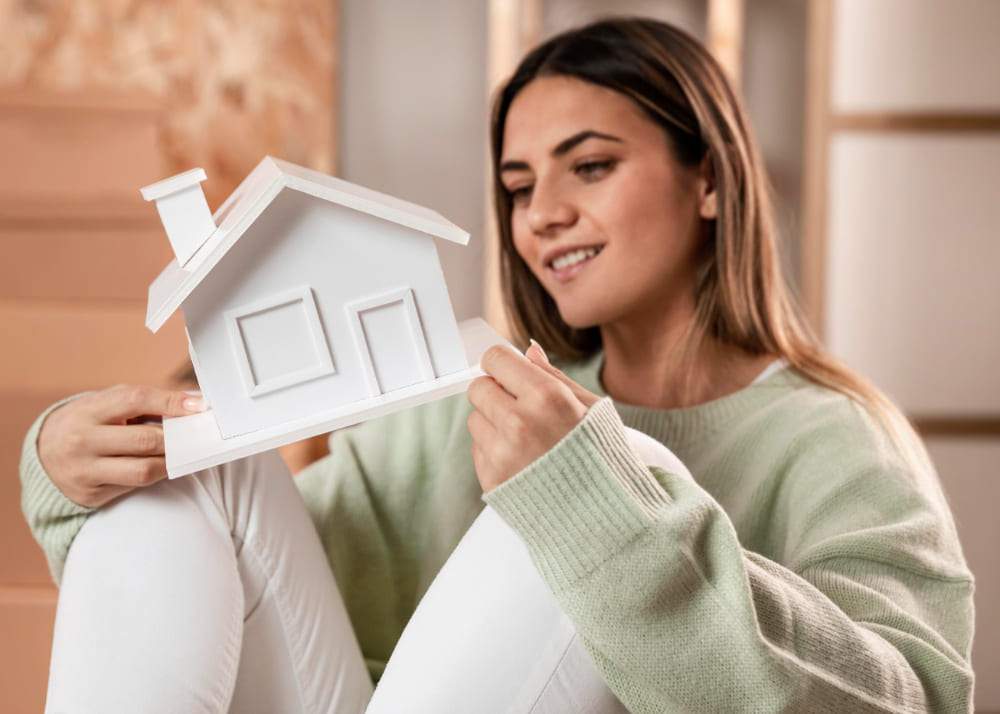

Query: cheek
605,173,699,265
511,215,538,267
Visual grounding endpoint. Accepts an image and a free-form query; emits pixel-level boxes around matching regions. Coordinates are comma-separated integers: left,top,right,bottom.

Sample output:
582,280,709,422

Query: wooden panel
706,0,745,88
832,113,1000,134
800,0,833,337
926,438,1000,710
0,300,189,394
825,134,1000,414
832,0,1000,112
741,0,808,293
0,92,163,215
0,6,340,703
483,0,544,338
0,225,172,301
282,435,331,475
0,1,339,207
913,416,1000,438
0,587,57,714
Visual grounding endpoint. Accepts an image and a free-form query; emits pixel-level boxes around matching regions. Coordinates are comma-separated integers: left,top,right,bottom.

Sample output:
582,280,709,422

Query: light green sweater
20,353,975,712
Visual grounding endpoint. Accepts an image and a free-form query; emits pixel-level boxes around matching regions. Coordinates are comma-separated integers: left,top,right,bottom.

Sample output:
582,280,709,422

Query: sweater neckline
567,350,796,447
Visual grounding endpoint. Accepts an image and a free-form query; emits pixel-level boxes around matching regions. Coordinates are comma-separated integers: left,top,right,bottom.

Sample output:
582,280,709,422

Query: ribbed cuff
20,395,95,527
483,397,671,589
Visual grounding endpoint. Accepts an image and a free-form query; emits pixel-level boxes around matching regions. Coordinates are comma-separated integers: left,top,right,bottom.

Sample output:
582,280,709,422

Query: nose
526,180,577,237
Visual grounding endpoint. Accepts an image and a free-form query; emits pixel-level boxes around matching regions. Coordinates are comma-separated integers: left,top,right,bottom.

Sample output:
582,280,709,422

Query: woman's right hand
37,385,208,508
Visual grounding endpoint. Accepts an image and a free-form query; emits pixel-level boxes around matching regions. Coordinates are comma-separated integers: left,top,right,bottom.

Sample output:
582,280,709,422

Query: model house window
226,285,336,398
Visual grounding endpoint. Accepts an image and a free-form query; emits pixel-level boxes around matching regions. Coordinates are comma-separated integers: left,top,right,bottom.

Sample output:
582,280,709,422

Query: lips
544,244,605,283
543,244,605,270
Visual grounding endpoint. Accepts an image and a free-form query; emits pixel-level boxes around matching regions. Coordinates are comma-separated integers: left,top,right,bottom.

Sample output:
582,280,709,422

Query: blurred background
1,0,997,711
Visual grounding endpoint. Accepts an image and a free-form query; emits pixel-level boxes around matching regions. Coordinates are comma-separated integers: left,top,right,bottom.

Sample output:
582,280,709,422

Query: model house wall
183,187,467,438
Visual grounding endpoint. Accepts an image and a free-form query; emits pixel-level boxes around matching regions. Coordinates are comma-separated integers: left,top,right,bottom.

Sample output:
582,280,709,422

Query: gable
144,156,469,332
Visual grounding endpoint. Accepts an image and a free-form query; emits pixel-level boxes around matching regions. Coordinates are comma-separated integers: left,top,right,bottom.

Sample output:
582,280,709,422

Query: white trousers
46,428,687,713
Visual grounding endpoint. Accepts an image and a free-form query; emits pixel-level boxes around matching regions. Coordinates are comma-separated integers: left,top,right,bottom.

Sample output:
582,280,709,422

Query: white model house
141,156,478,448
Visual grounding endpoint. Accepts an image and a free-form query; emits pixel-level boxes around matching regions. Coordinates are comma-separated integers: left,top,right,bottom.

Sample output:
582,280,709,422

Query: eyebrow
499,130,624,174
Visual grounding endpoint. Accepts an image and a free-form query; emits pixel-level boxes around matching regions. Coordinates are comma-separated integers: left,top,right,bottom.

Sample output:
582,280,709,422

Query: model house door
348,287,436,396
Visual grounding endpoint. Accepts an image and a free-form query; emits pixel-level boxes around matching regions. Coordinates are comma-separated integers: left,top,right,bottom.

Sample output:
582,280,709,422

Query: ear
697,155,717,220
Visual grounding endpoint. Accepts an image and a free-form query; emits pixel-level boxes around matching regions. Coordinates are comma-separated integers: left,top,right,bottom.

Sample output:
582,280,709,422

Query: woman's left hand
467,340,601,493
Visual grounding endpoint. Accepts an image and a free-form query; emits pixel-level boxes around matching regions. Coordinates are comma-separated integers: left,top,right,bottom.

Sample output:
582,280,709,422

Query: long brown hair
490,17,917,454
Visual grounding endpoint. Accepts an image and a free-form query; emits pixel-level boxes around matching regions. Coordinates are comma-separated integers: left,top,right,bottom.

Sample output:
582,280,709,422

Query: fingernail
183,397,207,412
528,338,550,364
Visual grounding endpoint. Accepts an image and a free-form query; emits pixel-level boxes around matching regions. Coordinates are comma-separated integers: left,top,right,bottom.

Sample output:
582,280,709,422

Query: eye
508,185,533,206
574,159,616,181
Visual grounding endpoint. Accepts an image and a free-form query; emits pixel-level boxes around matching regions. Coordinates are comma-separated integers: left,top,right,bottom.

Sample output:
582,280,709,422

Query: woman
21,17,973,713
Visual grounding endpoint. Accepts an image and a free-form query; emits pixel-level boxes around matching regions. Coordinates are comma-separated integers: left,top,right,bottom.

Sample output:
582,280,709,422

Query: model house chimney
140,168,217,267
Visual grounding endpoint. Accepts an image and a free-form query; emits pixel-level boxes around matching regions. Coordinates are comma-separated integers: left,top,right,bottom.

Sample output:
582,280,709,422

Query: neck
598,304,775,410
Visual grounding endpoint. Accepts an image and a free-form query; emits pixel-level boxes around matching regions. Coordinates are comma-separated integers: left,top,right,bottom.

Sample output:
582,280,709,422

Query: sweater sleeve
482,397,974,713
19,395,96,586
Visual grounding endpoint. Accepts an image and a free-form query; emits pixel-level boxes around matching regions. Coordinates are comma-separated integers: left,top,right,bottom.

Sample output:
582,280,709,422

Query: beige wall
832,0,1000,112
742,0,808,290
821,1,1000,708
339,0,488,321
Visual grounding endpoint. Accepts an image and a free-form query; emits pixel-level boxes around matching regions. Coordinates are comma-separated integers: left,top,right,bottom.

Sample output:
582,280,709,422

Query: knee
70,466,235,561
73,450,299,559
622,427,692,480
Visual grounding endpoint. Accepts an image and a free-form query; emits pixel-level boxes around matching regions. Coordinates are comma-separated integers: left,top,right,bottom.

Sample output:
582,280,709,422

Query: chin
553,297,617,331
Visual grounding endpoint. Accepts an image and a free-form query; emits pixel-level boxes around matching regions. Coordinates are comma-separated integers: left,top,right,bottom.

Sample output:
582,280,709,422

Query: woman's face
500,75,712,330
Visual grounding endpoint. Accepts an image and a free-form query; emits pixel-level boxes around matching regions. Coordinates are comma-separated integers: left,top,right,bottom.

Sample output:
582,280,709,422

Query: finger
526,339,552,366
479,344,551,399
525,340,602,407
467,407,500,445
470,442,500,492
88,424,165,457
88,385,206,423
90,483,137,509
126,415,163,425
470,442,487,480
466,376,516,429
94,456,168,488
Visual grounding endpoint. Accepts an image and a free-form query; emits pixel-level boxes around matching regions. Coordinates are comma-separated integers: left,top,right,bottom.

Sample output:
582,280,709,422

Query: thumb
526,339,601,408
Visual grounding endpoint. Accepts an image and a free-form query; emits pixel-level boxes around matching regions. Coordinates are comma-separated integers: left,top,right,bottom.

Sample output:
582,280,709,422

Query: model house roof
144,156,470,333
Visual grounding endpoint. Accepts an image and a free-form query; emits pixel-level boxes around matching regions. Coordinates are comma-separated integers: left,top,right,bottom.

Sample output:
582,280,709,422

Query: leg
367,426,690,714
366,505,629,714
45,450,373,714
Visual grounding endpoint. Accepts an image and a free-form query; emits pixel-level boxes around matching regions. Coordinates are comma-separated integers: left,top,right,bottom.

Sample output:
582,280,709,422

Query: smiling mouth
545,245,605,282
